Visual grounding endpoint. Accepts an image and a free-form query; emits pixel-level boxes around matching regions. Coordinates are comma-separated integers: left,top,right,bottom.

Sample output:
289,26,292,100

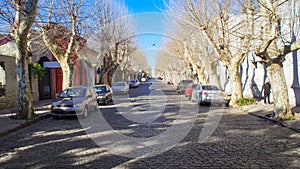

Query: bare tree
11,0,38,119
166,0,255,106
160,23,208,84
35,0,93,90
255,0,300,119
90,0,136,85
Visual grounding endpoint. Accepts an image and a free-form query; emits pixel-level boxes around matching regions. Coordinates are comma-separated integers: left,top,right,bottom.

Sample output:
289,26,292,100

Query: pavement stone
0,100,53,138
240,101,300,133
0,83,300,168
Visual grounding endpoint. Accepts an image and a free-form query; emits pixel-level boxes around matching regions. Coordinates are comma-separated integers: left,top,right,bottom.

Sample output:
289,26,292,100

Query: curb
0,113,51,138
249,112,300,133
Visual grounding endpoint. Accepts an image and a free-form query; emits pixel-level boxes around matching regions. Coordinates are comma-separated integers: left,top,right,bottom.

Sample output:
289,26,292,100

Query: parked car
185,83,198,100
93,84,113,105
176,80,194,94
129,79,140,88
51,86,98,118
112,82,129,94
191,84,224,105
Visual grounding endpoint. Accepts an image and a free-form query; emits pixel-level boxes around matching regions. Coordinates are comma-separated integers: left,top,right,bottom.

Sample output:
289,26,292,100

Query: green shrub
29,63,45,80
236,98,256,106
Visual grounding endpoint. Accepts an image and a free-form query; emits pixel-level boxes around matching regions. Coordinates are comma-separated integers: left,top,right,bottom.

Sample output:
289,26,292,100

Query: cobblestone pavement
0,82,299,169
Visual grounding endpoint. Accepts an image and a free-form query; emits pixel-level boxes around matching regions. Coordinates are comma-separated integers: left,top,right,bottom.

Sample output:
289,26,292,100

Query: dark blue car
129,79,140,88
93,85,113,105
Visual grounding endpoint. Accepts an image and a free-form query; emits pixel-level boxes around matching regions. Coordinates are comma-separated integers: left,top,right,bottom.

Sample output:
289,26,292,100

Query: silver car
112,82,129,94
191,84,224,105
51,86,98,118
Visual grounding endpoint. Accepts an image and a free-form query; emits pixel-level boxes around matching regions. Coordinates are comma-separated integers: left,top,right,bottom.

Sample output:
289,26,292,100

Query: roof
0,34,14,46
45,23,87,64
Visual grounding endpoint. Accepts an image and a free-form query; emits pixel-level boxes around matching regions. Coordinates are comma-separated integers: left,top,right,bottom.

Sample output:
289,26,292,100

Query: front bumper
97,97,107,103
113,90,127,94
51,106,84,117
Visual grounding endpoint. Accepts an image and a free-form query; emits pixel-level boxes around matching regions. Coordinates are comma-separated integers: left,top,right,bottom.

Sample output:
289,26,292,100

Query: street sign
43,61,61,68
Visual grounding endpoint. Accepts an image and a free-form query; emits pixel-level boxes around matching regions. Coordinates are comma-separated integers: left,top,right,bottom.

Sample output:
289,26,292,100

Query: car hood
112,86,126,90
52,97,84,106
96,91,106,96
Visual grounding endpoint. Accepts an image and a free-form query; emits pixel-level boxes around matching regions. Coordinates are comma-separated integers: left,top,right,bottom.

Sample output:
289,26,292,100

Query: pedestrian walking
263,80,271,104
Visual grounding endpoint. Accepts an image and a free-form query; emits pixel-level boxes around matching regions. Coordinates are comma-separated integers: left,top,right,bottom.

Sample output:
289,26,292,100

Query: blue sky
123,0,169,74
124,0,167,13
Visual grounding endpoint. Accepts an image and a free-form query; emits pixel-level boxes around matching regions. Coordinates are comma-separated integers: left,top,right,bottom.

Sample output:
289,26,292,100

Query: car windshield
181,80,193,85
94,86,106,93
203,85,220,90
59,88,86,98
114,82,125,86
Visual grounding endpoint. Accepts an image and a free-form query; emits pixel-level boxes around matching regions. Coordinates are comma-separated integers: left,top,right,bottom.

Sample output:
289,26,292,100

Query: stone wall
0,55,39,110
0,55,18,109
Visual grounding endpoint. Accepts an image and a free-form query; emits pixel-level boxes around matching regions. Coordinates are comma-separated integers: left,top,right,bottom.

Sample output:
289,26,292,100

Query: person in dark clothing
263,81,271,104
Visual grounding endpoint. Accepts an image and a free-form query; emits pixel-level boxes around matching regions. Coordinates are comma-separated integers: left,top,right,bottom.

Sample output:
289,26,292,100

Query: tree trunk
61,58,74,90
14,0,38,120
15,37,35,120
268,63,292,119
196,66,206,84
228,63,243,107
208,62,221,89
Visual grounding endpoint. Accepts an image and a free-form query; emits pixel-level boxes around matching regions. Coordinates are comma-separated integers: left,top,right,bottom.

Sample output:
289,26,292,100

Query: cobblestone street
0,83,299,168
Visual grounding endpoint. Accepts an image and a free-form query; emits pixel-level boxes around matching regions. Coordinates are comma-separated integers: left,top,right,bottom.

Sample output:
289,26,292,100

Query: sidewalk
240,101,300,133
0,100,53,138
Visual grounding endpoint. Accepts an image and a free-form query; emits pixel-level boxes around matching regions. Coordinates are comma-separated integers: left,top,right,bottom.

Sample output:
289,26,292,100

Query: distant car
191,84,224,105
93,84,113,105
51,86,98,118
129,79,140,88
176,80,194,94
185,83,198,100
112,82,129,94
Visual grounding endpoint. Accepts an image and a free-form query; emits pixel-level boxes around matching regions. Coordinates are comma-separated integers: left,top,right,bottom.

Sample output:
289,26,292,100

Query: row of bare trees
0,0,137,119
159,0,300,120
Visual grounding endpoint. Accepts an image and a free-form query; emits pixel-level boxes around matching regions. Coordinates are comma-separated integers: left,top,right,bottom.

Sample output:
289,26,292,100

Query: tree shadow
250,55,268,99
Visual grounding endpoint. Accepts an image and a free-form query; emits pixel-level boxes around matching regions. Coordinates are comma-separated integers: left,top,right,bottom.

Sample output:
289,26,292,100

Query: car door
191,85,200,102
